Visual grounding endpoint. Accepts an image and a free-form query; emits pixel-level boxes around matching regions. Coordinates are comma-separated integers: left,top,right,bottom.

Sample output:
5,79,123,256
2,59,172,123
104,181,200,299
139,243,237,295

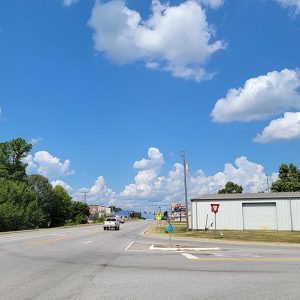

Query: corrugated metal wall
192,198,300,231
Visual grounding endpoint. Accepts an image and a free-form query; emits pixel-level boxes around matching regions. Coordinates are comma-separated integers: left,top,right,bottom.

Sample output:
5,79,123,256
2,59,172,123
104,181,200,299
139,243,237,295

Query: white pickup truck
103,217,120,230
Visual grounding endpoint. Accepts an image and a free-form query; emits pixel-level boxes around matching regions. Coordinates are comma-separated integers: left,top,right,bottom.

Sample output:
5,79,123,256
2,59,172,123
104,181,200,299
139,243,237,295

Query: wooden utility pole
181,151,189,231
80,190,89,203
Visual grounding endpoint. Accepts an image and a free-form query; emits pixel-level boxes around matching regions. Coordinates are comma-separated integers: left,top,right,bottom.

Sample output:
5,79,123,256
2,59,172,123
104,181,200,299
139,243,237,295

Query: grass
147,221,300,244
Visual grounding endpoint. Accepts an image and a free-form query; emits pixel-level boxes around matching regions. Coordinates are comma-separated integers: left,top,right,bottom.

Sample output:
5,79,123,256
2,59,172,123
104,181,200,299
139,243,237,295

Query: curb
143,227,300,248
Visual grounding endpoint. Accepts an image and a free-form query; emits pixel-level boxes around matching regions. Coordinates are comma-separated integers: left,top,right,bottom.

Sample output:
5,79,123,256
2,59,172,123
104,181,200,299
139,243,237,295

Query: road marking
181,254,300,262
182,253,199,260
124,241,134,251
27,230,100,247
140,222,154,236
149,245,220,251
83,241,93,244
105,235,112,237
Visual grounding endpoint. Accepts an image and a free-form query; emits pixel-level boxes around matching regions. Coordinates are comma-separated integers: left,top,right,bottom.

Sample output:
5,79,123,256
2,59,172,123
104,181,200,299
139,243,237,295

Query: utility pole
181,151,189,231
266,175,270,193
80,190,89,203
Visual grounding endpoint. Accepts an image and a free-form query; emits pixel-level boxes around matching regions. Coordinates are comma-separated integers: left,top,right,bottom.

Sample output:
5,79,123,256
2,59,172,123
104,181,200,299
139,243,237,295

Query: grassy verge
146,221,300,244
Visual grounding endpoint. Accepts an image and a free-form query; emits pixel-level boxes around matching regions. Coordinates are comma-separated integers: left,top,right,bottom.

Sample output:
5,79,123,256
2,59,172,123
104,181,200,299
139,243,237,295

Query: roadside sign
210,204,220,239
167,224,174,232
156,212,162,220
211,204,220,214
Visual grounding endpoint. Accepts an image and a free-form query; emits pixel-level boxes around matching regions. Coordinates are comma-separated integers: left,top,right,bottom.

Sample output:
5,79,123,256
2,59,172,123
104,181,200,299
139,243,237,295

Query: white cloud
88,0,225,81
133,147,164,170
25,151,75,179
275,0,300,14
198,0,224,9
73,176,116,205
44,147,277,208
254,111,300,143
120,147,273,206
63,0,78,7
29,137,42,145
0,107,6,122
211,68,300,122
121,148,164,199
51,180,73,192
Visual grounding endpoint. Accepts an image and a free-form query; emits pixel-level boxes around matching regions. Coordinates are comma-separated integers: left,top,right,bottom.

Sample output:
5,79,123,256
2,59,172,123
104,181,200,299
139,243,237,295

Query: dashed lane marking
83,241,93,244
124,241,134,251
27,230,100,247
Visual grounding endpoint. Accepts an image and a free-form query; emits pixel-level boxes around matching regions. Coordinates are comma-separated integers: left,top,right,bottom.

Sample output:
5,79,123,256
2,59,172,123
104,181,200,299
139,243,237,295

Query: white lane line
182,253,198,260
83,241,93,244
105,235,112,237
124,241,134,251
140,222,154,236
0,233,62,243
149,245,220,251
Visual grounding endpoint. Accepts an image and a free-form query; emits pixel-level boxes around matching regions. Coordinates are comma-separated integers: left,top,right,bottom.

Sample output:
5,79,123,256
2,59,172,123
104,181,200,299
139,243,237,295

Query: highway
1,220,300,299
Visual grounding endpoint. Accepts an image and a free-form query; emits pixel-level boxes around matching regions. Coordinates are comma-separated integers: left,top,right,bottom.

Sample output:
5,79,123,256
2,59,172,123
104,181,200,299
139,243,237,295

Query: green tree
0,138,32,181
0,178,45,231
218,181,243,194
27,174,62,227
52,185,73,225
70,201,90,224
271,163,300,192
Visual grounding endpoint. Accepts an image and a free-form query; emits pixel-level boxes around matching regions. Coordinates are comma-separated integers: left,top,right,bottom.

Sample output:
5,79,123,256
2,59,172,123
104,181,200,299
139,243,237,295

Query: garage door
243,203,277,230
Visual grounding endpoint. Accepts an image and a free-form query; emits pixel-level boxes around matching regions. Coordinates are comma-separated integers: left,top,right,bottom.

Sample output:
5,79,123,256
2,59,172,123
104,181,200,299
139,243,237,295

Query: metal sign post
210,204,220,239
167,224,174,246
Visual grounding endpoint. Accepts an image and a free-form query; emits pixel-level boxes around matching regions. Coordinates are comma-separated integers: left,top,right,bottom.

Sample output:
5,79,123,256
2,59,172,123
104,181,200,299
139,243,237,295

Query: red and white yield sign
211,203,220,214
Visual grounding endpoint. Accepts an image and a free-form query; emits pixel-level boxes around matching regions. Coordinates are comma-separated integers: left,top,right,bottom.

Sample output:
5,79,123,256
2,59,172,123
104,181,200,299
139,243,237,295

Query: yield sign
211,204,220,214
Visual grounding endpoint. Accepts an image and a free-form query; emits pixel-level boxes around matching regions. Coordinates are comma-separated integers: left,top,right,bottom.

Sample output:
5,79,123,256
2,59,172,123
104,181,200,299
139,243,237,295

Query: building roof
191,192,300,201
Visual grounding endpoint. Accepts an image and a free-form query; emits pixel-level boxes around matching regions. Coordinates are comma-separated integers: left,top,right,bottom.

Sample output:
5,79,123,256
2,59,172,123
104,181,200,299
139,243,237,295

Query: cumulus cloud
121,148,164,199
25,151,75,179
63,0,78,6
47,148,277,207
72,176,116,205
211,69,300,122
275,0,300,14
120,147,273,206
198,0,224,9
88,0,225,81
254,112,300,143
133,147,164,169
51,180,73,192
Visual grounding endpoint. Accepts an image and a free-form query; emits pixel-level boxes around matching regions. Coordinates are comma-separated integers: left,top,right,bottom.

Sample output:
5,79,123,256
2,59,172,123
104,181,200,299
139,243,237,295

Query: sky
0,0,300,209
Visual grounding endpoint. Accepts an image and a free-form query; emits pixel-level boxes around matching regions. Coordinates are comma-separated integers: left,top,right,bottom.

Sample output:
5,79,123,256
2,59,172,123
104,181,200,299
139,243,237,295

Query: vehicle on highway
118,216,125,224
103,217,120,230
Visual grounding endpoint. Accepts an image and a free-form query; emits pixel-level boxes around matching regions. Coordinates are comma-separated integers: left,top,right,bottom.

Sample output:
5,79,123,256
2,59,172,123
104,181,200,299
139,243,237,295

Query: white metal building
191,192,300,231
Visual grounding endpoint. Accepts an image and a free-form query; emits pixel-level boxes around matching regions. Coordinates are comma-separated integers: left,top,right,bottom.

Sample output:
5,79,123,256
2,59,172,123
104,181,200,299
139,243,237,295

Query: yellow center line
190,257,300,261
27,230,100,247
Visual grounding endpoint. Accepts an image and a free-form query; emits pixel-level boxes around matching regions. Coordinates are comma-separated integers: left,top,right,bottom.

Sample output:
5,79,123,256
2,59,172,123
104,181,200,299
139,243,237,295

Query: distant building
88,205,112,220
191,192,300,231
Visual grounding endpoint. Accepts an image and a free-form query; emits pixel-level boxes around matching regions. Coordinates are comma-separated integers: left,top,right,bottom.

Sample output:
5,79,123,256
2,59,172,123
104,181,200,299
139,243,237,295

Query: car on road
103,217,120,230
118,216,125,224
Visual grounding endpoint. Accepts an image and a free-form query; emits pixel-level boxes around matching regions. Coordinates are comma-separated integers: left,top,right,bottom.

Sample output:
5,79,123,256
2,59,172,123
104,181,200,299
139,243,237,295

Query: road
1,220,300,299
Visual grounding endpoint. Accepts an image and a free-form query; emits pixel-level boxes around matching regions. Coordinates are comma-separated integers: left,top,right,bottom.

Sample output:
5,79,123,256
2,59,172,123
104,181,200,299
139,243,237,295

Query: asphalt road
1,220,300,300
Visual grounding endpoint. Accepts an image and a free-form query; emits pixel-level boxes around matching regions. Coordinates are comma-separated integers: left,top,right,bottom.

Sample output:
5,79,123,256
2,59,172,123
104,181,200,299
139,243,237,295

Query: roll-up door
242,203,277,230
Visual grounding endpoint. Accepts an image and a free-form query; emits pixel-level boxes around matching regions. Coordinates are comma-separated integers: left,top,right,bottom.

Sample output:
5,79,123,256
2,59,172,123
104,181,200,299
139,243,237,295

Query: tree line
218,163,300,194
0,138,89,231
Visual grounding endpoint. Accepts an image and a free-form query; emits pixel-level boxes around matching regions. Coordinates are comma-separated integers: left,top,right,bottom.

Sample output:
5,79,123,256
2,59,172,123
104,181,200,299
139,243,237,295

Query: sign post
210,204,220,239
167,224,174,246
156,212,162,231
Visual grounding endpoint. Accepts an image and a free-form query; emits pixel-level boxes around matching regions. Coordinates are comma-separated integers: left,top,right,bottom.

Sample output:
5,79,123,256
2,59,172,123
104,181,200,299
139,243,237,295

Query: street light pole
181,150,189,231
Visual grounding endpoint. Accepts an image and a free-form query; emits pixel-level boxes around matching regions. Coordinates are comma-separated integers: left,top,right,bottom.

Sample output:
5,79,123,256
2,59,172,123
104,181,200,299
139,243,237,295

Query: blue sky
1,0,300,207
